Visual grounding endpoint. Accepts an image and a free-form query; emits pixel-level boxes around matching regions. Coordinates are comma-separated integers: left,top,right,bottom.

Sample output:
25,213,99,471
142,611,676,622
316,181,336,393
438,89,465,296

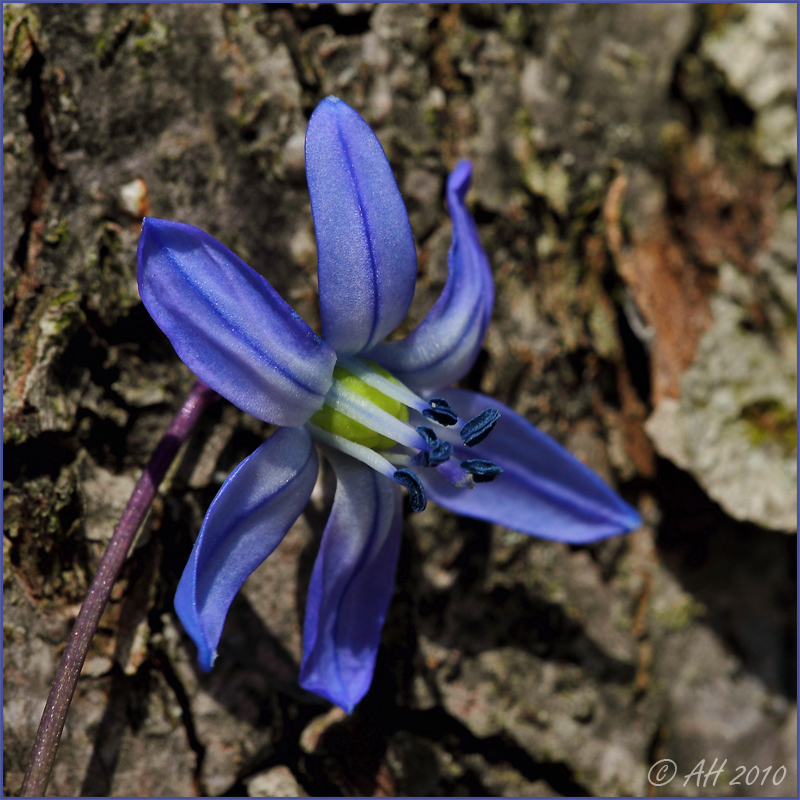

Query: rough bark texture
3,3,796,797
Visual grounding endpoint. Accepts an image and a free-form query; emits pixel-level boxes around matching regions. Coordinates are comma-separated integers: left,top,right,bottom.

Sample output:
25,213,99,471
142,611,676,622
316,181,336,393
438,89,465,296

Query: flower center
306,356,502,512
309,362,408,449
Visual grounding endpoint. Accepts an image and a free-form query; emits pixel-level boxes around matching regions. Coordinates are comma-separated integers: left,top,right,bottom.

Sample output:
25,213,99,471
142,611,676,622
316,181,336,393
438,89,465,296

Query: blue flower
137,96,640,713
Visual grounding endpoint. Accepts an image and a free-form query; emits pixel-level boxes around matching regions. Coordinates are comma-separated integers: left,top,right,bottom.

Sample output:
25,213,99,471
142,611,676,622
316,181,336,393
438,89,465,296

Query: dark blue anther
416,426,438,445
415,426,452,467
460,459,503,483
460,408,500,446
422,397,458,426
423,439,453,467
393,469,428,512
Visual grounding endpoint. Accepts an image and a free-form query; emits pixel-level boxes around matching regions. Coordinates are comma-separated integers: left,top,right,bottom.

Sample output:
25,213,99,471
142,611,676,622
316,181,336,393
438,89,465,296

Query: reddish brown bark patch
605,133,778,402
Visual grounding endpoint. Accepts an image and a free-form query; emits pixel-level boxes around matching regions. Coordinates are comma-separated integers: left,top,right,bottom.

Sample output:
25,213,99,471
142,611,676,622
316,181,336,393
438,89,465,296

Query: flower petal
368,161,494,393
175,427,318,671
299,450,402,713
305,96,417,355
138,218,336,427
424,389,641,543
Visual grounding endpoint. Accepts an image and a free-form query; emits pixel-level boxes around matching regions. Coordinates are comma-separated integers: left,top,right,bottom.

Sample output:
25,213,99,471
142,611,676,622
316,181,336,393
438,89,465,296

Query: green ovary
310,361,408,449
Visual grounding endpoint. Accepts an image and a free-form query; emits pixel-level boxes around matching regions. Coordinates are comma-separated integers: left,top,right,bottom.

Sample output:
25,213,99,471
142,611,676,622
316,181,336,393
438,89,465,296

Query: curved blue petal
138,218,336,427
424,389,641,543
368,161,494,394
305,96,417,355
175,427,319,670
299,450,402,713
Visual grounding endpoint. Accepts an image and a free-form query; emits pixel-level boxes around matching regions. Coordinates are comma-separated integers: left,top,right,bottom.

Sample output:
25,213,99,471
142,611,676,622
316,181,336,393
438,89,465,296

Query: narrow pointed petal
175,427,318,670
300,451,402,713
424,390,641,543
305,96,417,355
138,218,336,426
368,161,494,393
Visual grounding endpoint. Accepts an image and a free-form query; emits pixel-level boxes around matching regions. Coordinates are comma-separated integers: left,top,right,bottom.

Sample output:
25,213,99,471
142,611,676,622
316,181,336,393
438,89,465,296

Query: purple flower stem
20,380,219,797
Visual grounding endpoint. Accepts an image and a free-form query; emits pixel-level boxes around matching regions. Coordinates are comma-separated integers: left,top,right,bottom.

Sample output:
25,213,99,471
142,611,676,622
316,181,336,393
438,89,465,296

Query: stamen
393,469,427,512
326,381,427,450
415,426,438,446
422,398,458,426
423,441,453,467
381,452,413,467
460,408,500,446
461,459,503,483
307,423,398,480
309,359,501,508
336,355,430,413
308,424,429,511
412,426,451,467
